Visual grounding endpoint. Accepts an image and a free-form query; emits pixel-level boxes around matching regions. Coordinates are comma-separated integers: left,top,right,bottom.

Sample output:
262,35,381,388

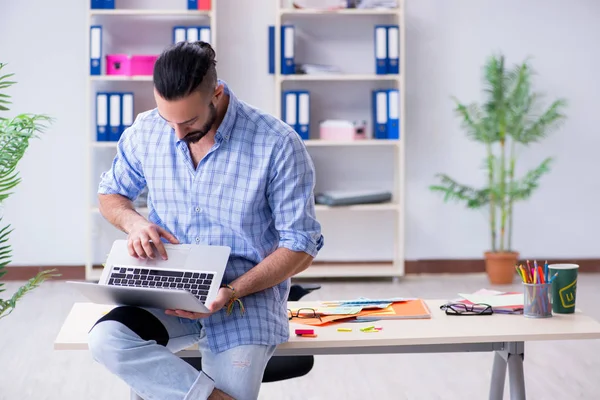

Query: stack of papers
456,289,524,314
290,297,431,326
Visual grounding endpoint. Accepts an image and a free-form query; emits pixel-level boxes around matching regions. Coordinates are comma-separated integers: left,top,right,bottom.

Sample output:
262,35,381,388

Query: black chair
183,283,321,382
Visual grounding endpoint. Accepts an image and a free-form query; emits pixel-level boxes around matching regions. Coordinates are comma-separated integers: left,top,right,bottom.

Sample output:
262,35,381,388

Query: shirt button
195,206,201,212
196,237,200,243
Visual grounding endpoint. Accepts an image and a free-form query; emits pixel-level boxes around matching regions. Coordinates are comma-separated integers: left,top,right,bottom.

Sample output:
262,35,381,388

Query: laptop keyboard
106,265,214,302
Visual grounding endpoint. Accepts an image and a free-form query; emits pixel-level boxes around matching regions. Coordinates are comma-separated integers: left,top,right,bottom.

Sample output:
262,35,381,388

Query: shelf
279,74,400,82
91,141,118,148
305,139,398,147
294,263,402,278
91,140,398,148
90,75,153,82
280,8,400,16
315,203,399,212
92,205,396,213
90,9,211,17
91,207,148,214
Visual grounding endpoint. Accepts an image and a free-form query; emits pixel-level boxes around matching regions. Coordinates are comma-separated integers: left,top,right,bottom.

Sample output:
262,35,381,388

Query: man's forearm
229,247,313,299
98,193,146,234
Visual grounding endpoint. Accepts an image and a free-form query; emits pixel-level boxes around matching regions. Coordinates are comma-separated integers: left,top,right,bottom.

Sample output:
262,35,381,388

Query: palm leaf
430,174,490,209
508,157,553,201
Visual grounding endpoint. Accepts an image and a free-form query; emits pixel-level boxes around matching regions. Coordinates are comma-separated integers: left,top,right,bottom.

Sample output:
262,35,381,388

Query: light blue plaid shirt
98,81,324,353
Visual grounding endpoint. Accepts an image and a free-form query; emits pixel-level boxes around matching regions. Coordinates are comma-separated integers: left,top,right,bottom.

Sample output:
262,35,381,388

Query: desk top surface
54,300,600,352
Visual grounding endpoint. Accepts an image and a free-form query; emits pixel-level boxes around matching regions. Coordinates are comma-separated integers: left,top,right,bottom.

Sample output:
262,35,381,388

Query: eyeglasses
287,308,321,321
440,303,493,316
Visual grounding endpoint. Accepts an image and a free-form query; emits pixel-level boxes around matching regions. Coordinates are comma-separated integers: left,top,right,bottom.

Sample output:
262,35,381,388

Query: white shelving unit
272,1,405,278
85,1,217,281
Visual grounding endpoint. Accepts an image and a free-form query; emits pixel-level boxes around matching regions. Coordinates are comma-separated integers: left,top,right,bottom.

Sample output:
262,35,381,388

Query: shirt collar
214,79,238,143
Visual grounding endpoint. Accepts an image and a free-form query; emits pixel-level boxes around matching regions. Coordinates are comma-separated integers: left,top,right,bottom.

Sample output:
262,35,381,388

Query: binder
374,25,387,75
90,25,102,76
96,93,108,142
121,93,134,136
103,0,114,9
282,91,298,133
187,27,199,42
268,26,275,74
297,91,310,140
199,26,211,43
188,0,198,10
109,93,122,142
198,0,211,10
387,25,399,74
372,89,388,139
280,25,295,75
90,0,103,9
386,89,400,139
173,26,187,44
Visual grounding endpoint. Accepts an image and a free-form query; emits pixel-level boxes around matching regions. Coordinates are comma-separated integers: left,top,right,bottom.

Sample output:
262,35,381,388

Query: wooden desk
55,300,600,400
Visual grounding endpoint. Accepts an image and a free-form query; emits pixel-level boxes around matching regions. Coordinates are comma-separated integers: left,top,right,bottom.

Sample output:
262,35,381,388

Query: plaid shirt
98,81,324,353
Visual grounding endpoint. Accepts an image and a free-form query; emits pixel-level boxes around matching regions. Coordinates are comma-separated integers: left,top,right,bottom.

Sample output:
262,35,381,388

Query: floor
1,273,599,400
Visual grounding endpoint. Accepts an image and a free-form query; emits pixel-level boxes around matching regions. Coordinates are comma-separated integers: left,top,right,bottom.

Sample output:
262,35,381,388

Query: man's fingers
159,227,180,245
140,235,156,259
147,228,168,260
127,239,137,258
132,238,146,259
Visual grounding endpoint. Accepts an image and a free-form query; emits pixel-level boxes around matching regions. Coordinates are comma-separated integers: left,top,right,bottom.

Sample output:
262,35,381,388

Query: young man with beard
88,41,324,400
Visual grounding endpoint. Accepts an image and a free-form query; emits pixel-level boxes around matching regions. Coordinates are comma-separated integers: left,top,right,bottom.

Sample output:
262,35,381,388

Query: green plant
429,54,567,254
0,62,60,319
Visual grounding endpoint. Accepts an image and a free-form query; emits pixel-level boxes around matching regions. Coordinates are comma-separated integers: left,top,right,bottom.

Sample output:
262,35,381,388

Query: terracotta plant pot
484,251,520,285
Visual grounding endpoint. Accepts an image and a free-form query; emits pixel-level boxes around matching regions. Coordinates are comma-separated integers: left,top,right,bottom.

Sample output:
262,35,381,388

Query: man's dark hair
153,41,217,101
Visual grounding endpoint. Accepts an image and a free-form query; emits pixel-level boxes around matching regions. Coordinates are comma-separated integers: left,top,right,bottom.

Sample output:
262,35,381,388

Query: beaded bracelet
222,283,245,316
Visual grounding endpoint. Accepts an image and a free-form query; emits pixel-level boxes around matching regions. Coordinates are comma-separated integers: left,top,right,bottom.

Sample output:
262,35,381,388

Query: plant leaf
429,174,489,209
508,157,553,201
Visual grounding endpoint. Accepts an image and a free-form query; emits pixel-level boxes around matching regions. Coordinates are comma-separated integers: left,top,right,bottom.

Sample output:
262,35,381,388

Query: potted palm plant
429,54,567,284
0,62,59,319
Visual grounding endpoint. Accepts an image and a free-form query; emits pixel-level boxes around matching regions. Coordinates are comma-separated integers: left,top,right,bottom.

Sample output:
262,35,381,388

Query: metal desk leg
489,342,526,400
507,342,526,400
130,389,143,400
489,351,507,400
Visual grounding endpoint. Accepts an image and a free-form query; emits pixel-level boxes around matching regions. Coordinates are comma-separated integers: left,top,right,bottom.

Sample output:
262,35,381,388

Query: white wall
1,0,599,266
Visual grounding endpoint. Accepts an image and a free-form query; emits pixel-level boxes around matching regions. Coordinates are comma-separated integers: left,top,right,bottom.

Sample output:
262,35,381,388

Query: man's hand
127,220,179,260
208,388,235,400
165,286,233,319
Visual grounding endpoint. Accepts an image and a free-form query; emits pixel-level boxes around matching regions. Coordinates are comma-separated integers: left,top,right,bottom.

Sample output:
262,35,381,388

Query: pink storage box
319,120,366,141
106,54,158,76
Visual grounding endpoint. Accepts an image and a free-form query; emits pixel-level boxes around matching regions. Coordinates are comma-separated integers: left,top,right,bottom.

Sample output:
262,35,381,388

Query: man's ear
213,83,225,103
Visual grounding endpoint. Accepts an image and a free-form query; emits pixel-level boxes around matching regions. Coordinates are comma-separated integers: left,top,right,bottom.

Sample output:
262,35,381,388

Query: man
88,41,324,400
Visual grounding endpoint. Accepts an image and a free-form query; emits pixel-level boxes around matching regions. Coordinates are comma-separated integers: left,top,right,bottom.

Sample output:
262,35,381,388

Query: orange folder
290,299,431,326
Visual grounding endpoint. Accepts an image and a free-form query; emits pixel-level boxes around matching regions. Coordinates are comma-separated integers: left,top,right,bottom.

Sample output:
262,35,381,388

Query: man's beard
182,103,217,145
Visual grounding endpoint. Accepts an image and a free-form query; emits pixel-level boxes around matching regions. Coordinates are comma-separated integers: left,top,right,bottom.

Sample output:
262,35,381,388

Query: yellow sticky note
337,328,352,332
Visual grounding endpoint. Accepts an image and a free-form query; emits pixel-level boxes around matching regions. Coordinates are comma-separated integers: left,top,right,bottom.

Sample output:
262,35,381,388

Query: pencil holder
523,282,553,318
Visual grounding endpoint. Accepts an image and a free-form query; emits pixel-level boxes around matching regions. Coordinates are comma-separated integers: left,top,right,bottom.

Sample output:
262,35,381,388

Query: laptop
67,239,231,313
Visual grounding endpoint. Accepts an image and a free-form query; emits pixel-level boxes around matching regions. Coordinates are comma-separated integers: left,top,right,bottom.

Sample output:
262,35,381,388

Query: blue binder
387,25,399,74
188,0,198,10
90,25,102,76
120,92,134,137
282,91,298,133
296,91,310,140
104,0,114,9
90,0,103,9
96,93,108,142
386,89,400,139
173,26,187,44
268,26,275,74
372,89,388,139
199,26,211,43
374,25,387,75
280,25,295,75
108,93,122,142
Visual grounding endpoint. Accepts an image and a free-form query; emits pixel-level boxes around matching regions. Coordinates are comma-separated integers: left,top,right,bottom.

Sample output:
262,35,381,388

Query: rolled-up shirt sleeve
267,130,324,257
97,125,146,201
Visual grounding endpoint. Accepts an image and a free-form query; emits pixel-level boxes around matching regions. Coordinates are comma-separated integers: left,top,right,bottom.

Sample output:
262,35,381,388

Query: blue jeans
88,307,276,400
